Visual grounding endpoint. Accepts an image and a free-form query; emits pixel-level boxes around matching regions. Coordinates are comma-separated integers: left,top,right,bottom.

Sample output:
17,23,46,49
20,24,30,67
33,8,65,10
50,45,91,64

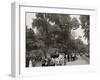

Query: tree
80,15,90,42
71,17,80,30
80,15,89,57
26,13,82,66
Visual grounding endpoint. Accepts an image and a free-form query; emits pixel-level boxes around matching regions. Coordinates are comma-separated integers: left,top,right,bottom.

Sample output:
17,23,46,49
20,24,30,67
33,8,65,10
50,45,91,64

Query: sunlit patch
70,15,88,45
71,26,88,45
32,27,39,35
70,15,80,23
49,21,55,26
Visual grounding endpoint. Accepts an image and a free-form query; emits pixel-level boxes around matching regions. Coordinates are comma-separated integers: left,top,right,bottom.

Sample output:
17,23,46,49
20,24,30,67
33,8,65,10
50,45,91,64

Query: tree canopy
26,13,89,62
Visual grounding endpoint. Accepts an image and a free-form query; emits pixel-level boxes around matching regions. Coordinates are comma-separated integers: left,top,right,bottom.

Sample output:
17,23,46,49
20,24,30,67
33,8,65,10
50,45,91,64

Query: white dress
29,60,32,67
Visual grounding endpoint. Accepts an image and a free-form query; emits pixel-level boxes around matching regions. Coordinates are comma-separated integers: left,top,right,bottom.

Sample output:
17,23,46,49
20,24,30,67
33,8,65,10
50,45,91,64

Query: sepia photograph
25,12,90,67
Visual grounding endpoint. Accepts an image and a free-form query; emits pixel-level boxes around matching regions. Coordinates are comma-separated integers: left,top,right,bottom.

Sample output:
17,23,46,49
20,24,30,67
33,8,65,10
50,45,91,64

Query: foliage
80,15,90,41
26,13,89,64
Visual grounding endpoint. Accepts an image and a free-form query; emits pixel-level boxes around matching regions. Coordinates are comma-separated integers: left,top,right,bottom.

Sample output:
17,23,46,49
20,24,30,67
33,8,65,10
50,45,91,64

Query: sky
70,15,88,45
26,13,88,45
26,13,36,28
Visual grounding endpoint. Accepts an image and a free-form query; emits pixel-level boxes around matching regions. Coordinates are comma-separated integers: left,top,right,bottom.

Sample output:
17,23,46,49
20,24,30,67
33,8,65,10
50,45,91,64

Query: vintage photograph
25,12,90,67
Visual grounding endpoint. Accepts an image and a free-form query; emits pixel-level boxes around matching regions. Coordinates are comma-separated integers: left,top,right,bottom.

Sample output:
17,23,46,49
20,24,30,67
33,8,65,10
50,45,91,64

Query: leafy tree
71,17,80,29
80,15,89,57
26,13,84,66
80,15,90,42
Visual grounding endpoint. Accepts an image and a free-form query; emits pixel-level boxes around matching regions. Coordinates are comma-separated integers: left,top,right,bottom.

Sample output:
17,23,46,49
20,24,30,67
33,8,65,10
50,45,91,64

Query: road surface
66,55,89,65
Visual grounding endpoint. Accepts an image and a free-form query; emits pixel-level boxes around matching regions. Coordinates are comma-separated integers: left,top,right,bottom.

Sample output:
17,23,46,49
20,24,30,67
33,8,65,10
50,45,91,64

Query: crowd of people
26,50,79,67
41,52,77,67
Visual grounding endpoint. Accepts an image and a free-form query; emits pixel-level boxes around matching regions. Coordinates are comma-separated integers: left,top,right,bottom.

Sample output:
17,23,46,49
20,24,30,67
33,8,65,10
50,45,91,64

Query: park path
35,62,42,67
66,55,89,65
